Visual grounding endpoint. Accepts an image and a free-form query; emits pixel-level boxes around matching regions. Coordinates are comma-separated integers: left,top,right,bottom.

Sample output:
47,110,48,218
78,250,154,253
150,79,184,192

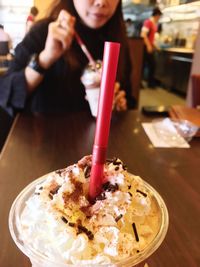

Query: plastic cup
9,173,169,267
81,60,102,117
152,118,199,146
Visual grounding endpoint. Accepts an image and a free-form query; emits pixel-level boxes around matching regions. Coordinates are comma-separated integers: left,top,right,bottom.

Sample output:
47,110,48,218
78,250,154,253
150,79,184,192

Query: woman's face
73,0,120,29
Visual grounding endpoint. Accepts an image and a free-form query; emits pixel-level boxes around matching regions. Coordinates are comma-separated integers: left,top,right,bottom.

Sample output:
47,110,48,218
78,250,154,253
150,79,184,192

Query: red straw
89,42,120,200
74,32,96,67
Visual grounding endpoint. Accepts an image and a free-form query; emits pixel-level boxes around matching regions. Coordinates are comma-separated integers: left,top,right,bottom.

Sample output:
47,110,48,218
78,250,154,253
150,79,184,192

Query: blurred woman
0,0,136,116
26,6,39,33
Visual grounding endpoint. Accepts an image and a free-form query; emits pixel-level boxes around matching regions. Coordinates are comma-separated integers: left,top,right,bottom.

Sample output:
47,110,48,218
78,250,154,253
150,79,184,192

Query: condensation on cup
81,60,102,117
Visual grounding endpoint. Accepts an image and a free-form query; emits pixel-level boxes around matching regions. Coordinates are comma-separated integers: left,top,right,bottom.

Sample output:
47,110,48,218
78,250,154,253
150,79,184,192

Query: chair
0,41,9,56
191,74,200,108
0,41,11,72
0,107,14,152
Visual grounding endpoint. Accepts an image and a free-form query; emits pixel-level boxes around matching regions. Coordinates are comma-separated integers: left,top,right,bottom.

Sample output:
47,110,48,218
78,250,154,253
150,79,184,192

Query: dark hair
152,7,162,17
0,24,4,29
47,0,125,42
46,0,128,81
30,6,39,16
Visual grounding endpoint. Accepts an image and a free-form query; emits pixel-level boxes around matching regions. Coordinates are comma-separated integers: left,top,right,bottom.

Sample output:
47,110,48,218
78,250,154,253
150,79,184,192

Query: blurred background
0,0,200,108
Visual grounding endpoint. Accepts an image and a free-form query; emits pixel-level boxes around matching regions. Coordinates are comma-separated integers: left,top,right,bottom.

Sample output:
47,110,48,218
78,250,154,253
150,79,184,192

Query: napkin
142,118,190,148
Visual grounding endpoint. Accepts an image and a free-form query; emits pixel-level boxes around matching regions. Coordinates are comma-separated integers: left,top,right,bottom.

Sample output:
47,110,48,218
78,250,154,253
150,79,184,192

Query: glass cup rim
9,173,169,267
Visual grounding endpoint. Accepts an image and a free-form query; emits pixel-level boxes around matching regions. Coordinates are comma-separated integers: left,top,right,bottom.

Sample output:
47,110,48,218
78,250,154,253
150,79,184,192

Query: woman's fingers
40,10,76,68
51,22,75,50
49,15,75,50
116,97,127,111
46,10,75,52
113,85,127,111
115,90,126,102
116,98,127,111
57,10,75,29
114,82,120,94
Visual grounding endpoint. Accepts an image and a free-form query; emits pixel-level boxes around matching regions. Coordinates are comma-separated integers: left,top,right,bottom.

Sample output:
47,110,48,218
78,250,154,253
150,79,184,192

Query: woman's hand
113,82,127,111
147,43,153,53
39,10,76,69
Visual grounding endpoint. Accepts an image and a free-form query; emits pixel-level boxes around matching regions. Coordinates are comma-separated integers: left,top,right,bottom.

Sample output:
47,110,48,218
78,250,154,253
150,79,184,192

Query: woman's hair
45,0,129,81
152,7,162,17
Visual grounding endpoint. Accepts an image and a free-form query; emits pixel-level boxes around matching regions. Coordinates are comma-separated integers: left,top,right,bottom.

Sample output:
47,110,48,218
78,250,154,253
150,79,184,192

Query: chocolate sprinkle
128,185,131,189
87,231,94,240
115,166,119,171
77,228,83,235
115,214,123,222
102,182,119,192
132,223,139,242
77,225,94,240
61,216,68,224
102,182,110,190
113,159,121,165
78,225,89,233
128,192,133,197
136,189,147,197
35,193,40,195
122,164,127,170
69,222,75,227
48,193,53,200
95,192,106,201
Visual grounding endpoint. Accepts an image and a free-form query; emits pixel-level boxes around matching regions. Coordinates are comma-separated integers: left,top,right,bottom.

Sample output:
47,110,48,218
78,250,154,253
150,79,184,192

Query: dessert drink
9,156,168,267
81,61,102,117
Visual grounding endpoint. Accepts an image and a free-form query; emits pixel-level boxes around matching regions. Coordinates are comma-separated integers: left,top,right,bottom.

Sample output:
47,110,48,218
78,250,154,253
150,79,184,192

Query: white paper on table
142,122,190,148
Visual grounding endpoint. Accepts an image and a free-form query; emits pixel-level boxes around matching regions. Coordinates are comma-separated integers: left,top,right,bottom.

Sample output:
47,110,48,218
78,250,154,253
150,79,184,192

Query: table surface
0,111,200,267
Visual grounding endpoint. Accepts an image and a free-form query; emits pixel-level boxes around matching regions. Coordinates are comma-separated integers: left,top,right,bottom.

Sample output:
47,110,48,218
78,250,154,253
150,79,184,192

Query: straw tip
105,41,120,47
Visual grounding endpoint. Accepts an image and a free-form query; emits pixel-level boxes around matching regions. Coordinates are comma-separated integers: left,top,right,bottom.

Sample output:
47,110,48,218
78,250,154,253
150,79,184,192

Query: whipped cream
19,156,160,265
81,61,102,88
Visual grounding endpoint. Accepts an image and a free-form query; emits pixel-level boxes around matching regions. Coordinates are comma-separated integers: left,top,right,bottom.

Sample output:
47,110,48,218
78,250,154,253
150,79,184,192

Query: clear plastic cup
9,173,169,267
152,118,199,146
169,119,199,142
81,60,102,117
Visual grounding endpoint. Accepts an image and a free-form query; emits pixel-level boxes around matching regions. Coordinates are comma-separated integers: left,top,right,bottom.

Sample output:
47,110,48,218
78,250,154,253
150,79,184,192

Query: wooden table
0,111,200,267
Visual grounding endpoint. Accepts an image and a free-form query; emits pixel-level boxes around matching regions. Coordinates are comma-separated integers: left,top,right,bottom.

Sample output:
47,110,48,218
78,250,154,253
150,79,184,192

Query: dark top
0,18,135,115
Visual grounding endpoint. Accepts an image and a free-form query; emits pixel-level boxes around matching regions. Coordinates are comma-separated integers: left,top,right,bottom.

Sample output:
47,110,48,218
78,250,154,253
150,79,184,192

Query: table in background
0,66,8,76
155,49,193,95
0,111,200,267
0,54,12,75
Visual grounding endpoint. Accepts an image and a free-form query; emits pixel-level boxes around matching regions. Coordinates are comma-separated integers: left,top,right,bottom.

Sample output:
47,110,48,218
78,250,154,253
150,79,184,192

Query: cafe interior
0,0,200,267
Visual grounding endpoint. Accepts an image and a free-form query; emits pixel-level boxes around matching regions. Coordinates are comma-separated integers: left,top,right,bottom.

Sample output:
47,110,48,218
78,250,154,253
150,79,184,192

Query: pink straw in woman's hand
89,42,120,201
74,31,96,67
